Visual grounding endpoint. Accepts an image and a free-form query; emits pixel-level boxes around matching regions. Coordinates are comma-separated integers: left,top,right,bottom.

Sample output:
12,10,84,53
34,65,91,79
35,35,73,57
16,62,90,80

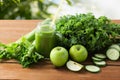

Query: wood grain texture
0,20,40,43
0,20,120,80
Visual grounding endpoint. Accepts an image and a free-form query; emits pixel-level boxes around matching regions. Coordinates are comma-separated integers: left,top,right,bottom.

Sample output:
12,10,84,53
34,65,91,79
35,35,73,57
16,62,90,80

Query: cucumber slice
85,65,100,73
92,56,103,61
94,61,106,66
106,48,120,61
66,60,83,71
110,44,120,52
94,53,106,59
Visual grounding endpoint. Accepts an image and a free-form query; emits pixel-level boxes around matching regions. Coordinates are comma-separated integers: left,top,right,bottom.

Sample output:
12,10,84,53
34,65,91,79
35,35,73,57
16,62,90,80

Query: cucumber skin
94,54,106,59
106,48,120,61
109,44,120,52
92,56,104,62
93,61,106,67
85,65,100,73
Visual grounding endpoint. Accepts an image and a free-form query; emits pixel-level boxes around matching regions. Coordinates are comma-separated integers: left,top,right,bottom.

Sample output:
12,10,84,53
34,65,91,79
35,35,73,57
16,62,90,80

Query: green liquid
35,25,55,58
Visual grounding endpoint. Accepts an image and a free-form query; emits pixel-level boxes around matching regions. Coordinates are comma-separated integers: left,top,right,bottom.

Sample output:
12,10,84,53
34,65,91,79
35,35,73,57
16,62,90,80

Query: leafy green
0,42,12,59
55,13,120,53
0,37,44,68
14,37,44,68
0,19,53,67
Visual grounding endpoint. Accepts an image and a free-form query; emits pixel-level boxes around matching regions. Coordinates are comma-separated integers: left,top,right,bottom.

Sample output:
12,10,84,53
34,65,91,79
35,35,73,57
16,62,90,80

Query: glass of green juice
35,23,56,58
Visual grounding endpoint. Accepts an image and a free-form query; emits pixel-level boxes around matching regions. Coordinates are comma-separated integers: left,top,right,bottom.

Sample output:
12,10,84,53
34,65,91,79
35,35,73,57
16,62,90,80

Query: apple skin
69,45,88,62
50,47,68,67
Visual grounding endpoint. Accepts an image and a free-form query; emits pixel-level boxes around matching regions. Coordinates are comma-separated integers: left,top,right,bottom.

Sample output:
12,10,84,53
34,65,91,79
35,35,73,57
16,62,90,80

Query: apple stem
76,46,80,51
57,47,61,51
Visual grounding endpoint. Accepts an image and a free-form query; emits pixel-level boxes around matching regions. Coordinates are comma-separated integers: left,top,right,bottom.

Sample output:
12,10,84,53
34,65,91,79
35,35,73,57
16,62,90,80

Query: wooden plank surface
0,20,120,80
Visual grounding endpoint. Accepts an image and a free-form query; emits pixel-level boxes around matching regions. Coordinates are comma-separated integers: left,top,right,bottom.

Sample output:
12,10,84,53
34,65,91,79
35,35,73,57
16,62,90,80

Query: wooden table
0,20,120,80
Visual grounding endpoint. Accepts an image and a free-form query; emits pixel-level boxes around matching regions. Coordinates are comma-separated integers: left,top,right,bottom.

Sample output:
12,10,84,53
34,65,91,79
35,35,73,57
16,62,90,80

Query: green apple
50,47,68,67
66,60,83,71
69,45,88,62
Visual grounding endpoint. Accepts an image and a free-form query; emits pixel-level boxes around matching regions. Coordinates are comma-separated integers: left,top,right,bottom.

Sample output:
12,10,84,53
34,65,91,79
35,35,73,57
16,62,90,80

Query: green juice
35,24,55,58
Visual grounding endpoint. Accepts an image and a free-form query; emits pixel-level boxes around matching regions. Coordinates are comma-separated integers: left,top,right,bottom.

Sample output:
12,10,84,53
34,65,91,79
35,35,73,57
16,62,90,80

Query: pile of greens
0,37,44,68
0,20,51,67
1,13,120,68
0,19,52,68
55,13,120,53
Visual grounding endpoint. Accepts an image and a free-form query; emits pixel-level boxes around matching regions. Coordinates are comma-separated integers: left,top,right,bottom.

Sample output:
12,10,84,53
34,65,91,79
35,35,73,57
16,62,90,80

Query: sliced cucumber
106,48,120,61
94,61,106,66
85,65,100,73
92,56,103,61
66,60,83,72
94,53,106,59
109,44,120,52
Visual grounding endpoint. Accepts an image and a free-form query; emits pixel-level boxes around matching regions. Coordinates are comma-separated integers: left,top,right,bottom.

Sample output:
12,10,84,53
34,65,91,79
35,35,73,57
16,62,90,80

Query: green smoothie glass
35,23,56,58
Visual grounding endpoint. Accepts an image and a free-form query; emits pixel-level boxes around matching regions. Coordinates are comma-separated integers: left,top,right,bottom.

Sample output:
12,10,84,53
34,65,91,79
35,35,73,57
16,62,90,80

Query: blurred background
0,0,120,19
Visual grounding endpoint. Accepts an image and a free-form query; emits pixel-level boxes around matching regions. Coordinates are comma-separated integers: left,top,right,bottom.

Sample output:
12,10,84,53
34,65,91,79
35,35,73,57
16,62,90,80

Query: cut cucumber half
106,48,120,61
94,53,106,59
92,56,103,61
85,65,100,73
94,61,106,66
109,44,120,52
66,60,83,72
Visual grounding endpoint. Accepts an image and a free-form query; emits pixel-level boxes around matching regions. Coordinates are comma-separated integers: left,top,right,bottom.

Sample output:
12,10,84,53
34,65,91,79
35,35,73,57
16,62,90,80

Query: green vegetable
0,19,52,67
92,56,103,62
94,54,106,59
18,18,52,43
55,13,120,53
0,42,12,60
93,60,106,67
106,48,120,61
109,44,120,52
85,65,100,73
14,37,44,67
0,37,44,68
